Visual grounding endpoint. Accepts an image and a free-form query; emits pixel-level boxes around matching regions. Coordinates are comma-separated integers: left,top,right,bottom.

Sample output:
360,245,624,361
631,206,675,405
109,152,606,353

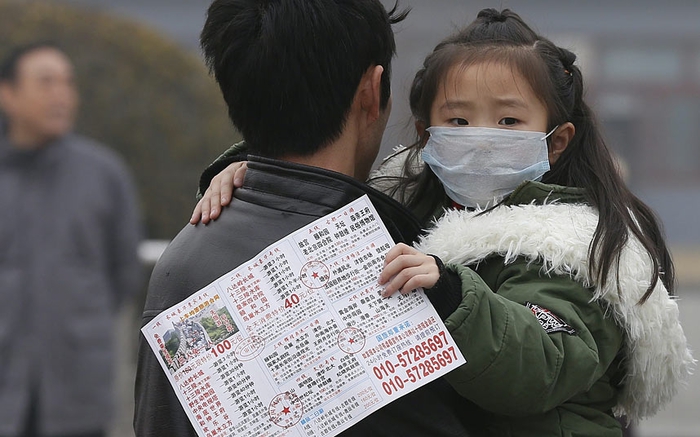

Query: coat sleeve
442,258,623,417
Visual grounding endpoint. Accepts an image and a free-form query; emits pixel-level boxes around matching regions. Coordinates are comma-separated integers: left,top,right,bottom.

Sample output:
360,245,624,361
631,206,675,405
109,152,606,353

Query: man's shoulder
144,224,231,315
144,200,317,313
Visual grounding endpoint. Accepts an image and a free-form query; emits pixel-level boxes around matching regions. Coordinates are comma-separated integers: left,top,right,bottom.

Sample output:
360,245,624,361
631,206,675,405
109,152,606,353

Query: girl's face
429,61,548,133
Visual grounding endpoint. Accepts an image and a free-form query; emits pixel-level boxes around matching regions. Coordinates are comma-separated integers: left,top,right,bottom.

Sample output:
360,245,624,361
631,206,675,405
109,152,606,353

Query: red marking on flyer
269,392,304,428
337,326,365,354
234,335,265,361
299,261,330,289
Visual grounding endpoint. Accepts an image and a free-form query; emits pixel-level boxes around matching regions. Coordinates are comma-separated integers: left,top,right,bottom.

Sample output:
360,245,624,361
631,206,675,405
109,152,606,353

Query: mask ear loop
542,125,561,157
541,125,560,141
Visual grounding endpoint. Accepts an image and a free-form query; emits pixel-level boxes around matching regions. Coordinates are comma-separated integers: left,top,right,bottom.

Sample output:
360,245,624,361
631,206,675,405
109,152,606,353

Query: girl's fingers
382,243,415,268
190,197,205,224
232,162,248,191
217,162,247,206
202,174,226,220
190,192,215,225
381,265,439,297
379,244,440,297
190,162,248,225
378,244,416,284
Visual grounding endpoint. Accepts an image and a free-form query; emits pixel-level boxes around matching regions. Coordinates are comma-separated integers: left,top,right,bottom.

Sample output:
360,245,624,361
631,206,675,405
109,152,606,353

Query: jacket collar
505,180,587,205
238,155,424,246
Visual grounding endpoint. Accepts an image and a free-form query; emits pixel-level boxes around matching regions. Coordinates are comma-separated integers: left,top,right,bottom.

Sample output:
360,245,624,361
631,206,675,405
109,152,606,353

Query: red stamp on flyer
234,335,265,361
299,261,330,289
269,391,304,428
337,326,365,354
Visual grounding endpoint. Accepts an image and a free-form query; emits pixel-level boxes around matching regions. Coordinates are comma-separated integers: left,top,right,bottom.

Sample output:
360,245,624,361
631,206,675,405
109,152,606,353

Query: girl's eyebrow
439,97,529,111
439,100,473,110
493,97,528,109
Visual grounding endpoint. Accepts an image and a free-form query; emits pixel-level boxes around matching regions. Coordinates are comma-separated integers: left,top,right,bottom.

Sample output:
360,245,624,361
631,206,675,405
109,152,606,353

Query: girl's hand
190,162,248,224
378,243,440,297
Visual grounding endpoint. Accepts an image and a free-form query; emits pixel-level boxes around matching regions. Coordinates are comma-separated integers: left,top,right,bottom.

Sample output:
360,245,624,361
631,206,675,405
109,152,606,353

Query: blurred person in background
0,42,143,437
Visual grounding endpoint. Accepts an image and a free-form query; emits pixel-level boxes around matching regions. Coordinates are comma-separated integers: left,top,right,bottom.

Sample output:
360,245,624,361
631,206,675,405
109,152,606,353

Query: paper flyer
142,194,466,437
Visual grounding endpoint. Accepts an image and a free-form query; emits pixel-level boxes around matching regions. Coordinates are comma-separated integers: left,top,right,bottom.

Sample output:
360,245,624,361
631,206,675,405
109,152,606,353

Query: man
134,1,477,436
0,43,143,437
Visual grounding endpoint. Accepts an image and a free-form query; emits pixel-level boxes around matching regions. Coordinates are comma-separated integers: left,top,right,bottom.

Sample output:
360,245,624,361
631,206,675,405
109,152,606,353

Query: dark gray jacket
0,130,143,435
134,156,479,436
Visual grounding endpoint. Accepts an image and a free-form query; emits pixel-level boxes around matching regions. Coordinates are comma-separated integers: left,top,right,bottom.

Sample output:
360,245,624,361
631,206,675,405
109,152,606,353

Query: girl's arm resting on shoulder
197,140,249,199
191,161,247,224
442,260,623,417
191,141,249,224
193,141,412,224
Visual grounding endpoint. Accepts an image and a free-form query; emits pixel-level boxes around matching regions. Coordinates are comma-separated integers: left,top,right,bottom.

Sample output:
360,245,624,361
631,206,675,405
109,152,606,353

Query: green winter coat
414,181,694,436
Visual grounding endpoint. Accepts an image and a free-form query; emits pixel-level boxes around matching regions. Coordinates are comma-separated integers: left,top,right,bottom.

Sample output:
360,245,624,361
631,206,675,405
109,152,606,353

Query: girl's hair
374,8,674,302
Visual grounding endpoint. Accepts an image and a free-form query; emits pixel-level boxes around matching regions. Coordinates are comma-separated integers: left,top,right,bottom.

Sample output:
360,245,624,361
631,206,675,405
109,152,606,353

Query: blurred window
663,97,700,175
598,93,638,177
601,47,681,82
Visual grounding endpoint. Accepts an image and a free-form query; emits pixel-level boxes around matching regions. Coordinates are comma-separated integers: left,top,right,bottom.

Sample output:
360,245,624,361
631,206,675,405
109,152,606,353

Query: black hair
372,8,674,303
0,41,64,83
200,0,409,158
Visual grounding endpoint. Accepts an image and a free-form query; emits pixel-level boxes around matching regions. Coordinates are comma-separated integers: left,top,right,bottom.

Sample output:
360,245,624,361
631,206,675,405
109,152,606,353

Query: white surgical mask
422,126,557,209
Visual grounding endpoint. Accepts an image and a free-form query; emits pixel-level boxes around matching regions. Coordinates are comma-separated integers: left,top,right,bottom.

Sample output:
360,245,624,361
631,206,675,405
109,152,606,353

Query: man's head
201,0,407,162
0,43,78,149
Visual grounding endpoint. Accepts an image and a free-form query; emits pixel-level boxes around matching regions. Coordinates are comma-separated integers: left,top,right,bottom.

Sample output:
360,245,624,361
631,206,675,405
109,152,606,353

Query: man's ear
358,65,384,123
549,122,575,164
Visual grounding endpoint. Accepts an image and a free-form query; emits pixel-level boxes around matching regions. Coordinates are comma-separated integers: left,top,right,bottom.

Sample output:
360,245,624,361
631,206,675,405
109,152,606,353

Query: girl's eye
449,118,468,126
498,117,518,126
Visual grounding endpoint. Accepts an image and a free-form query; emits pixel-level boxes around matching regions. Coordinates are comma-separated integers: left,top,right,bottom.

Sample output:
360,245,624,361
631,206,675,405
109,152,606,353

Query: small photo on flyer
157,298,239,373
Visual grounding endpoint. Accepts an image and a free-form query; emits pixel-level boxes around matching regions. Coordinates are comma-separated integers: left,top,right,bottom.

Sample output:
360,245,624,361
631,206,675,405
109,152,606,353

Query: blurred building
65,0,700,248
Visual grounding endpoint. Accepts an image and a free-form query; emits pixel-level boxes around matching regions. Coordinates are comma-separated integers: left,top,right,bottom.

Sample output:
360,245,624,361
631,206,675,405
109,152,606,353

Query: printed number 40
285,294,301,308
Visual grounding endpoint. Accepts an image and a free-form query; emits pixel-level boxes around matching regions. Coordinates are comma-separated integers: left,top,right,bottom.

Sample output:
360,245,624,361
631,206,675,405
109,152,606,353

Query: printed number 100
211,339,232,358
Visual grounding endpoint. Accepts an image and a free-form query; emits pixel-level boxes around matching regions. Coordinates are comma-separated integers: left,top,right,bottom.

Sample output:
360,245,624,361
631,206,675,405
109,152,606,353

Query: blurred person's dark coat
0,44,143,437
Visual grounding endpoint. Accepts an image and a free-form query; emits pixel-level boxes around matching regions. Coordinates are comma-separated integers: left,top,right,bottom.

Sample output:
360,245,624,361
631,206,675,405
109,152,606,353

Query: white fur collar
415,202,695,421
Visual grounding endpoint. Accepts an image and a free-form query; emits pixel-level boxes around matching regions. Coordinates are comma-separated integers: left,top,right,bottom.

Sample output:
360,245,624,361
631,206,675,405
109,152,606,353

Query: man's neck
281,139,364,181
7,124,51,150
283,148,352,178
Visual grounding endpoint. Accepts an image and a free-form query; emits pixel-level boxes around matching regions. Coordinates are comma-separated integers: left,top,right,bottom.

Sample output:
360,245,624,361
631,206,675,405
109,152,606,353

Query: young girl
193,9,694,436
376,10,694,436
